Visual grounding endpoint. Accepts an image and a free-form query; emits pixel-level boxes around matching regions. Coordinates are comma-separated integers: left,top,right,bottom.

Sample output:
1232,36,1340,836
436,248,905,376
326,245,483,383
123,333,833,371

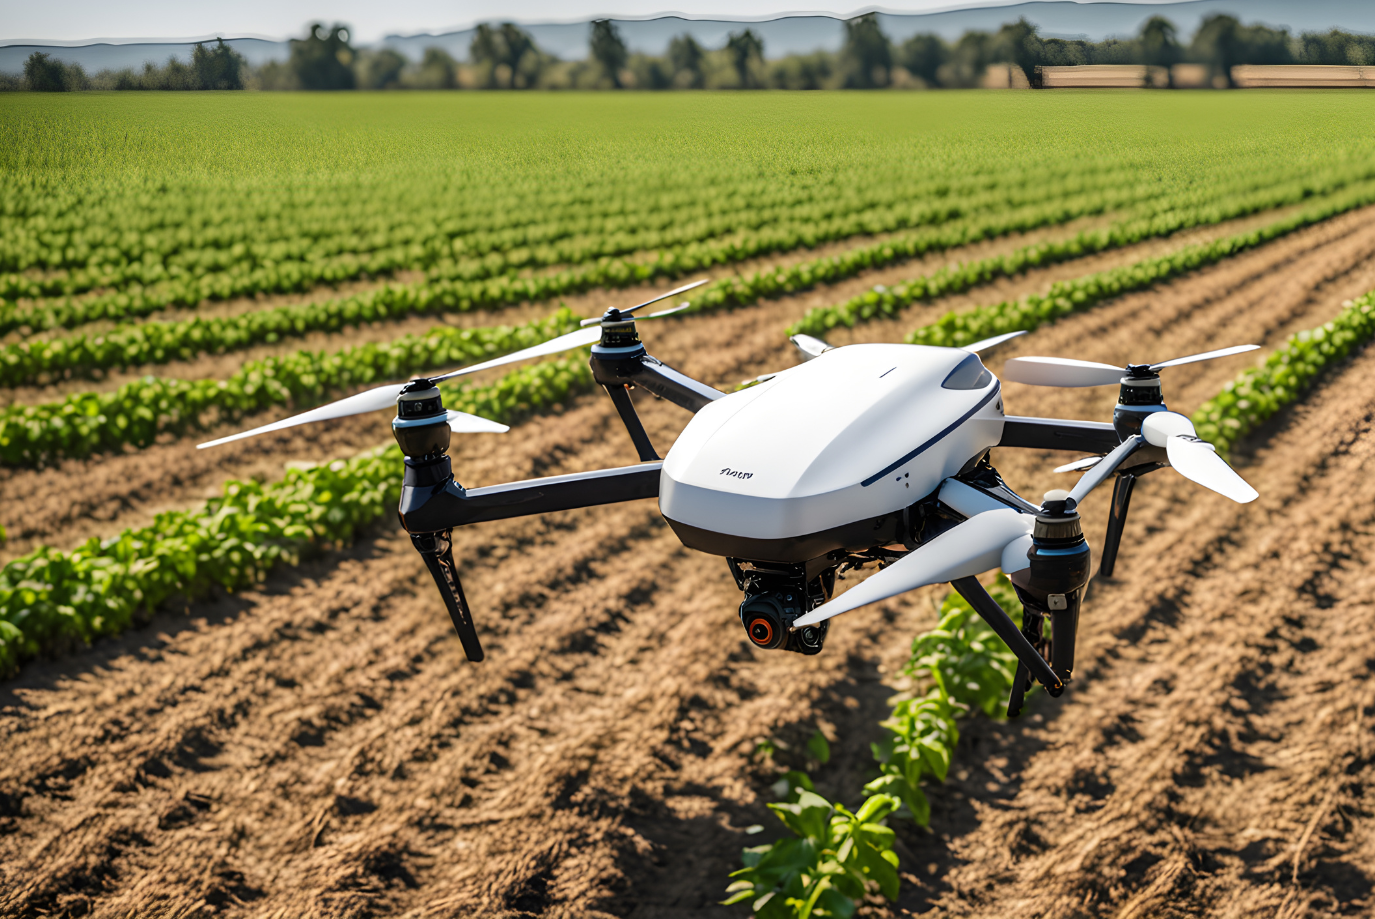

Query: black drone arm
399,459,662,533
998,415,1120,454
589,327,723,460
400,458,663,662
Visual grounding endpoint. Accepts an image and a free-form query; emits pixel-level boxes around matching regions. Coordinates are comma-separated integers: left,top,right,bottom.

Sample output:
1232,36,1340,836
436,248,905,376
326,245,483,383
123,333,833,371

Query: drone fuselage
659,343,1005,563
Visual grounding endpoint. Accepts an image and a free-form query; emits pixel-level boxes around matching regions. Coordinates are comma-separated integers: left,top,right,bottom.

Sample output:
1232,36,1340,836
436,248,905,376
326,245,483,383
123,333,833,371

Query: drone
201,279,1259,717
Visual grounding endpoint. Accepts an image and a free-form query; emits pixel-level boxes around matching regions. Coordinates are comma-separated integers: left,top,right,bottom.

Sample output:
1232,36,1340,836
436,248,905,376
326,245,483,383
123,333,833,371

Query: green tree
726,29,764,88
1139,16,1182,68
414,47,458,89
589,20,628,87
993,18,1043,85
941,30,993,87
471,23,540,88
190,39,245,89
899,33,948,86
1189,14,1242,86
668,34,704,88
290,23,356,90
356,47,406,89
1297,29,1375,65
840,13,893,88
1236,22,1294,65
24,52,72,91
768,51,835,90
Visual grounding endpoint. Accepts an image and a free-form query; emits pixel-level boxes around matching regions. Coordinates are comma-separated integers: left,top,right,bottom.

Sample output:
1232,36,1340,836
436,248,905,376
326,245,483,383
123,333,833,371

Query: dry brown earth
1,205,1375,918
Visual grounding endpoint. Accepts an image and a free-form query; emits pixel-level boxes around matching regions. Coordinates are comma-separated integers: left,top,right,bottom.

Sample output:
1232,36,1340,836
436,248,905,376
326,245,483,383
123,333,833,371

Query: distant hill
4,0,1374,75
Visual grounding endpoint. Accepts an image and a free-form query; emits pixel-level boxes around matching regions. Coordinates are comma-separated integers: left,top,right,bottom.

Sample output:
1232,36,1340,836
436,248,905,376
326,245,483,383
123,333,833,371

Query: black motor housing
1010,492,1091,683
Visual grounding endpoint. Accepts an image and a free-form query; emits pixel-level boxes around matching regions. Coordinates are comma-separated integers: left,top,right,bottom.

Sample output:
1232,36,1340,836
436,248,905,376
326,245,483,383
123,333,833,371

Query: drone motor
1008,490,1091,684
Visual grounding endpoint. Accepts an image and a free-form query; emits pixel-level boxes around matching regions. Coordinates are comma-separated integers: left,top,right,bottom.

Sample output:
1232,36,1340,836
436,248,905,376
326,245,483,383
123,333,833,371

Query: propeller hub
1035,489,1084,543
595,313,644,352
393,385,451,460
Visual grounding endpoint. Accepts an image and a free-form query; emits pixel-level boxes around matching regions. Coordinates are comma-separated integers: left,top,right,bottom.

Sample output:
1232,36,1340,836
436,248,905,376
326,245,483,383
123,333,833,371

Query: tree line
9,14,1375,92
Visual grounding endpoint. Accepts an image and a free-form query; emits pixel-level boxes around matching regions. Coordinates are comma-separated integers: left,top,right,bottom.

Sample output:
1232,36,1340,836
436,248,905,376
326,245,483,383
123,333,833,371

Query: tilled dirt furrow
2,205,1375,918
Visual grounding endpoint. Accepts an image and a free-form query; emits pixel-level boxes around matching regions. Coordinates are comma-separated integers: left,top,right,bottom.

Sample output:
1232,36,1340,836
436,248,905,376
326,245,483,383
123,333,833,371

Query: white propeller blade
962,330,1026,353
1141,412,1258,503
578,279,709,325
792,509,1033,627
1150,344,1259,371
445,410,510,434
197,382,409,449
1003,345,1260,388
432,326,601,383
200,310,615,449
1001,356,1125,387
790,333,833,360
1053,456,1102,474
1068,435,1144,506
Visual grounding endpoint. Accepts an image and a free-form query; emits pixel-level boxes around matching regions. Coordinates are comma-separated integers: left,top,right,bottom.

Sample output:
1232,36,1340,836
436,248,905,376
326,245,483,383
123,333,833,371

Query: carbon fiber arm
998,415,1120,454
398,460,663,534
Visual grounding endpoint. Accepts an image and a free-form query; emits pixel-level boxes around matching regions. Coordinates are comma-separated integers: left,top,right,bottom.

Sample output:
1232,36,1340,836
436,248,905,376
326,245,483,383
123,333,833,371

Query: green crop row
724,576,1025,917
5,154,1358,348
902,183,1375,350
0,310,581,467
0,194,1124,385
6,154,1086,278
3,165,1122,306
865,576,1023,824
0,354,597,677
723,791,902,918
795,176,1375,340
0,169,1164,345
1193,290,1375,453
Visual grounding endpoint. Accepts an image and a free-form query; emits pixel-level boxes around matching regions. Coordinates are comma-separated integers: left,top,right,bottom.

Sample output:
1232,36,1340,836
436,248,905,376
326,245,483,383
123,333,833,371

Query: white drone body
199,279,1260,715
661,343,1005,563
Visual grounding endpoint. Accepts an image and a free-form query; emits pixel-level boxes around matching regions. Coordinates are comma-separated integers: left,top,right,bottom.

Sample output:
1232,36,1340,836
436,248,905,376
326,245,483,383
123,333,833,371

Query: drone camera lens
748,618,774,646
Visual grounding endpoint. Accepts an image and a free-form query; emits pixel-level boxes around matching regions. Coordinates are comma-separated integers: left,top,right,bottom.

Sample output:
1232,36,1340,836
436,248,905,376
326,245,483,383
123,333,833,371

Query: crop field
3,89,1375,917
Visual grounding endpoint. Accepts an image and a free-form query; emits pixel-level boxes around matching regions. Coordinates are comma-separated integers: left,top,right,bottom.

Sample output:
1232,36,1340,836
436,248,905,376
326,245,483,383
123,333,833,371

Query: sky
2,0,1135,43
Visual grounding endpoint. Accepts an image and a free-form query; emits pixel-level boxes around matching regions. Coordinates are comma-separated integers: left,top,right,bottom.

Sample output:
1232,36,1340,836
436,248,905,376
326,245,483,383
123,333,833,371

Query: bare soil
2,207,1375,919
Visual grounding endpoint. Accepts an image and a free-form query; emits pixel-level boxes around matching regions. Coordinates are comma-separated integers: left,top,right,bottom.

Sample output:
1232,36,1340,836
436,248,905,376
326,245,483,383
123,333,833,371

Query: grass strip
900,184,1375,350
1193,290,1375,454
0,354,596,677
0,309,580,467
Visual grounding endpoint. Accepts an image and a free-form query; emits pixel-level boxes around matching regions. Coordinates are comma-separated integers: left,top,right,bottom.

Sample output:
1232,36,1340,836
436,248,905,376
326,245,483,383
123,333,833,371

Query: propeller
792,508,1034,627
738,333,835,388
577,279,708,326
1054,456,1102,474
199,282,704,450
790,333,833,360
1141,411,1258,503
961,330,1026,353
1002,344,1260,388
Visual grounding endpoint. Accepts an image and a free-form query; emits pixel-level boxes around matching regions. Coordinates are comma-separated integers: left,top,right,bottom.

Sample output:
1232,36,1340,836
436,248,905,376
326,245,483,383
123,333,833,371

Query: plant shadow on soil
0,526,403,714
